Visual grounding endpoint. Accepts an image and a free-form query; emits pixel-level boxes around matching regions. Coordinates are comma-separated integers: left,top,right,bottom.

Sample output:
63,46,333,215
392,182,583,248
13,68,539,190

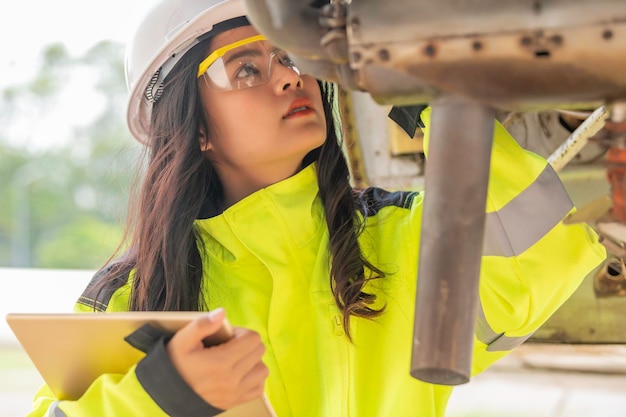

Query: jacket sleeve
26,272,223,417
26,364,170,417
418,106,607,375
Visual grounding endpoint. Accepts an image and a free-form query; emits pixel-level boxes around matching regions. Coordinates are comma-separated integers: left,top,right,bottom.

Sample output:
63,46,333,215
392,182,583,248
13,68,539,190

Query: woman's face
198,25,326,200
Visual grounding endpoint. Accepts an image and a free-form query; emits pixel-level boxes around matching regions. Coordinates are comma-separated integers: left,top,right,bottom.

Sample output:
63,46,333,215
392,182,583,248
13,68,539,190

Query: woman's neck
217,161,304,209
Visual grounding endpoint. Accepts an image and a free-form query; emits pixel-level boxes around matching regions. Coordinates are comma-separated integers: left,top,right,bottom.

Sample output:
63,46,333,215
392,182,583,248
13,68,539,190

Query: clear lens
201,40,299,91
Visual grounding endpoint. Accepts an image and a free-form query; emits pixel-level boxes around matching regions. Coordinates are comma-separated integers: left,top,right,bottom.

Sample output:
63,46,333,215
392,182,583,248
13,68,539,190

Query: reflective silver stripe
477,164,565,350
482,164,573,257
476,303,534,352
47,401,67,417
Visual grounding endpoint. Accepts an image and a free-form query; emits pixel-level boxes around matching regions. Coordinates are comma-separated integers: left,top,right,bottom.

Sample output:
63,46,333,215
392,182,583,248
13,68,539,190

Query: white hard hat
125,0,248,144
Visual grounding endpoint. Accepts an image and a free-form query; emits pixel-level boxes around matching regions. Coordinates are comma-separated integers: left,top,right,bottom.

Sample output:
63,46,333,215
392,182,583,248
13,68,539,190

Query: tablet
6,311,276,416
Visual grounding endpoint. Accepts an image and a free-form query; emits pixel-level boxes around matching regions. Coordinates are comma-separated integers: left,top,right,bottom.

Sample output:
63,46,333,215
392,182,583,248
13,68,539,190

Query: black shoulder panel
76,262,130,312
357,187,420,217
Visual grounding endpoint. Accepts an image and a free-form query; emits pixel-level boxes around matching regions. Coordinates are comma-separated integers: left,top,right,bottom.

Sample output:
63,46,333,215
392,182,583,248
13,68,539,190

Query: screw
424,44,436,57
603,29,614,40
520,36,533,47
550,34,563,46
378,49,390,61
350,17,360,32
351,51,362,63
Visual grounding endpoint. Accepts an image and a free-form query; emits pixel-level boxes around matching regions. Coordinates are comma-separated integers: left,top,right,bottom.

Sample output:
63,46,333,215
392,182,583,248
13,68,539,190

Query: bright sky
0,0,159,88
0,0,160,150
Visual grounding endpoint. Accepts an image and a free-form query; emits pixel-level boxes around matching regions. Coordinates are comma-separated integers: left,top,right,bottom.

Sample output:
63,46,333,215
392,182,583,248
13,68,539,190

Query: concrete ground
447,344,626,417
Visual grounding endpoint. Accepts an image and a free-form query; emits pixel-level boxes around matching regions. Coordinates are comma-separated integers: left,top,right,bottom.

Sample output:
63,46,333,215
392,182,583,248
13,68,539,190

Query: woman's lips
283,97,314,119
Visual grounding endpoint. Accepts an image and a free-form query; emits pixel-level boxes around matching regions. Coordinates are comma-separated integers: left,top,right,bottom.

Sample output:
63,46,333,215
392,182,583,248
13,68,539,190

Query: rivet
424,44,436,57
350,17,360,32
550,34,563,45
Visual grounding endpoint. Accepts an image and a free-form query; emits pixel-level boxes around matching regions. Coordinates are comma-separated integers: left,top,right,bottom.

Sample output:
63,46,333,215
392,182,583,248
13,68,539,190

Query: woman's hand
166,308,269,410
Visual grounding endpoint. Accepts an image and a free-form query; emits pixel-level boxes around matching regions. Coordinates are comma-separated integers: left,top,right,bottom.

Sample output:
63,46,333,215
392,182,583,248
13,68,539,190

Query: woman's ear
198,127,212,152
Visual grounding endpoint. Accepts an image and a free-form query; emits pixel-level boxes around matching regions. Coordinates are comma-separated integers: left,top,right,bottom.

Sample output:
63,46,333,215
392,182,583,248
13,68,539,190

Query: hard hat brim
126,0,247,144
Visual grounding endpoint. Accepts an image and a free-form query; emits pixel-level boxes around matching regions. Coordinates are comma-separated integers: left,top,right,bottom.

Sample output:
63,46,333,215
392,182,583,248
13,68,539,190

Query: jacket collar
195,163,325,258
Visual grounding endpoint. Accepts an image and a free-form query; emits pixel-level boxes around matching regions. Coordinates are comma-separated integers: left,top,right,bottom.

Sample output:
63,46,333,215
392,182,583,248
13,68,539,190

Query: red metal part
605,121,626,223
606,147,626,223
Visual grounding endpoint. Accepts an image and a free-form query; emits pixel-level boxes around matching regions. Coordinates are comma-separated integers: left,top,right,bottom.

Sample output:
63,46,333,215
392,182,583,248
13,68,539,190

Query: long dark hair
93,36,384,337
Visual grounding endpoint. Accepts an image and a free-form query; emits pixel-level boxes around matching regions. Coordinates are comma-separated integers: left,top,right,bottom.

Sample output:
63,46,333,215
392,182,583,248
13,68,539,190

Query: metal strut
411,96,495,385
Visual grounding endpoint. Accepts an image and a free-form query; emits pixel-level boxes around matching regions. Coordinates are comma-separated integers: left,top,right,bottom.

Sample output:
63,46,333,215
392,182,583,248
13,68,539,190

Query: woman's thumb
174,308,226,350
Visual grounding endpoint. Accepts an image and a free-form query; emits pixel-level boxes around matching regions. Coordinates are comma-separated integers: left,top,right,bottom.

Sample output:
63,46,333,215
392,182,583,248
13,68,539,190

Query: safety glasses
197,35,301,91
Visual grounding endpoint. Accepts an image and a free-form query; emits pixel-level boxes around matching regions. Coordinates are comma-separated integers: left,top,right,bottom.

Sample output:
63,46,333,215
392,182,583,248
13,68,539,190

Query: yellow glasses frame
196,34,268,78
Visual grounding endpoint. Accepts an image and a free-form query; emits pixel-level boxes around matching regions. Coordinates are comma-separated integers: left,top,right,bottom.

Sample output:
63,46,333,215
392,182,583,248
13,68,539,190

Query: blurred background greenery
1,40,139,270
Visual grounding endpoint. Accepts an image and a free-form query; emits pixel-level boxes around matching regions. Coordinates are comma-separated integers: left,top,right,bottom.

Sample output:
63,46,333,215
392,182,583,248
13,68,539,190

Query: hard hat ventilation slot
145,68,164,103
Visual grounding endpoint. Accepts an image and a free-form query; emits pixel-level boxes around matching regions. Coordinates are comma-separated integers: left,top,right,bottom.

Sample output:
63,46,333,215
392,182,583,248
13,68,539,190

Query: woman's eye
234,63,261,79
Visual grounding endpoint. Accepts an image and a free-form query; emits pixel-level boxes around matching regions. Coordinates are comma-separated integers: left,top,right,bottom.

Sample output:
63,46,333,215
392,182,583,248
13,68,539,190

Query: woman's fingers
169,308,226,353
239,360,270,391
230,339,266,379
165,311,269,410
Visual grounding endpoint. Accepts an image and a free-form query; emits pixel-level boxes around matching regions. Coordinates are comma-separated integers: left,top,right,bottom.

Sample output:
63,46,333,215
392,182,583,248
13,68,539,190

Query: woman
28,0,606,416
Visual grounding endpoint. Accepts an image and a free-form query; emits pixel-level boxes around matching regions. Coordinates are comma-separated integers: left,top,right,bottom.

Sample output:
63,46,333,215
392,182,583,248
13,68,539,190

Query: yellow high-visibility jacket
28,109,606,417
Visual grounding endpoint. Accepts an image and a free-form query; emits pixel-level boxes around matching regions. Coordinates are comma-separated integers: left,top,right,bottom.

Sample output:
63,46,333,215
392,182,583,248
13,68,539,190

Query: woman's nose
271,55,304,92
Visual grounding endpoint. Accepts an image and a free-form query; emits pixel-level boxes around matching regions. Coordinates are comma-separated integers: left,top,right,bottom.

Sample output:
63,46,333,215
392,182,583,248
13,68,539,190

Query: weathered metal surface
548,106,610,172
594,257,626,297
504,343,626,374
411,96,494,385
349,0,625,45
353,22,626,110
246,0,626,110
344,91,424,190
337,87,369,188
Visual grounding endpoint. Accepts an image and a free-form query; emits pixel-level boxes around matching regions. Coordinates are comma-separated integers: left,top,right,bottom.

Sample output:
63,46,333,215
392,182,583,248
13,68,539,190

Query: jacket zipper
333,313,350,417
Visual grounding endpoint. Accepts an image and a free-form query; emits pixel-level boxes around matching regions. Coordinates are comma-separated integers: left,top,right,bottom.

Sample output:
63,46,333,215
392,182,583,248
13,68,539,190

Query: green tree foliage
36,215,125,269
0,41,140,269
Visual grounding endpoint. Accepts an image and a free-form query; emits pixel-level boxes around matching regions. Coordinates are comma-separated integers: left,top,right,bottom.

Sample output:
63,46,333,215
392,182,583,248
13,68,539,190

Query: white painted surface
0,268,93,345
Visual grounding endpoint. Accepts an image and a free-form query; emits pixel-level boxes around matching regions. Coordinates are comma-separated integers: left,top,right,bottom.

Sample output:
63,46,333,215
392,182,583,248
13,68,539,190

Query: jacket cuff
136,336,224,417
